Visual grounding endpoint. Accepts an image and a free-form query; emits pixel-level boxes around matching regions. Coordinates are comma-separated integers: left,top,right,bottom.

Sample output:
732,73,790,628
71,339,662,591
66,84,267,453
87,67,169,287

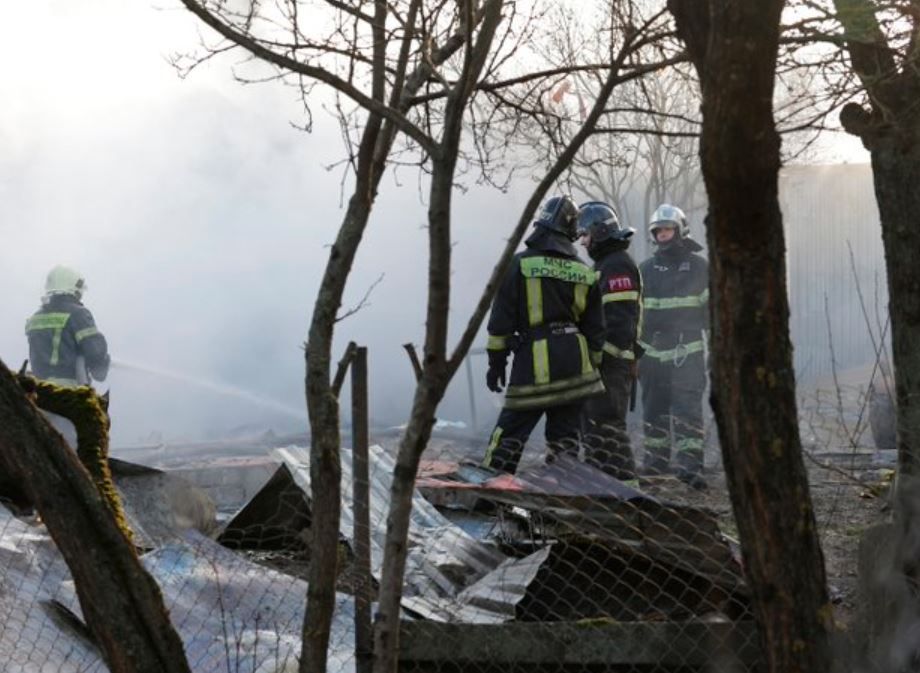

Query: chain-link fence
0,371,891,673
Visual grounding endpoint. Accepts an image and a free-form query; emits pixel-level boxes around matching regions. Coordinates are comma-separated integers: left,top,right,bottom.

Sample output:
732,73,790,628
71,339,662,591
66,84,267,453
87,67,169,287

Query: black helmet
534,195,579,241
577,201,635,243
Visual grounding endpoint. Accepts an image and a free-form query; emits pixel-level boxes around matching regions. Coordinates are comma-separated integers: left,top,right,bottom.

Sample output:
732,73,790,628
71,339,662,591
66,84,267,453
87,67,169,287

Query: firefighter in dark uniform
578,201,642,481
26,265,110,388
638,205,709,489
482,195,606,474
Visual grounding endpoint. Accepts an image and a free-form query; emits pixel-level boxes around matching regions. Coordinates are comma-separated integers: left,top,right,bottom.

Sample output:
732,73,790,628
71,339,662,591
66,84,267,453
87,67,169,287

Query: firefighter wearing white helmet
25,266,110,387
648,204,691,242
638,204,710,490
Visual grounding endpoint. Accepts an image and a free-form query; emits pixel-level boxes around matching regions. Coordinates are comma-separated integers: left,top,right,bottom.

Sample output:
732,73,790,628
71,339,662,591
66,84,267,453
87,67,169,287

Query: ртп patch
607,274,635,292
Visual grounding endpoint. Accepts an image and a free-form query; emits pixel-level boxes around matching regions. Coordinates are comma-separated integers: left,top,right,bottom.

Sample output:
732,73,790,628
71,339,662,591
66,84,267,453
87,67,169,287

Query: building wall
780,163,889,383
615,163,888,384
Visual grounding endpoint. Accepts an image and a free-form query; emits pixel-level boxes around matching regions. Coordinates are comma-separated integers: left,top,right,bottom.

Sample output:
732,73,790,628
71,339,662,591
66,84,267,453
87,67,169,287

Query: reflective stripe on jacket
486,248,605,410
638,245,709,362
26,294,109,383
593,247,642,361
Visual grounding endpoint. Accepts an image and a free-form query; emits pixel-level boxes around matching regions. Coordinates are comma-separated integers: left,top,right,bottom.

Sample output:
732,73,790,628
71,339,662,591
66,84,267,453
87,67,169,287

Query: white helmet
44,265,86,299
649,204,690,242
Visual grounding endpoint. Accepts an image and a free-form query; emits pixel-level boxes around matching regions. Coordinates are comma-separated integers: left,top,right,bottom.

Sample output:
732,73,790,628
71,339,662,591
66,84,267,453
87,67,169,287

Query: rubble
0,434,759,671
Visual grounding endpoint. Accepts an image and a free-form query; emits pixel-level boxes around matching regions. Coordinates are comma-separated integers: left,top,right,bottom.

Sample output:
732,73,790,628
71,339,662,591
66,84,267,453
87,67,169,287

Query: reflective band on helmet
526,277,543,327
643,289,709,310
487,334,509,351
532,338,550,385
603,290,639,303
520,256,597,284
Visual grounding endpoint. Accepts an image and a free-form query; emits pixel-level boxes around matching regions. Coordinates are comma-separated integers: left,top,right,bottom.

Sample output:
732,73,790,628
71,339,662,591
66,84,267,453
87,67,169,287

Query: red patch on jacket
607,274,635,292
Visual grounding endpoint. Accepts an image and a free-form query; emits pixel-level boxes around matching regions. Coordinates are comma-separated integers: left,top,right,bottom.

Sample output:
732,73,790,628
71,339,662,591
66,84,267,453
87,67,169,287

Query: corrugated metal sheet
0,504,361,673
265,445,517,622
0,508,102,672
418,455,745,591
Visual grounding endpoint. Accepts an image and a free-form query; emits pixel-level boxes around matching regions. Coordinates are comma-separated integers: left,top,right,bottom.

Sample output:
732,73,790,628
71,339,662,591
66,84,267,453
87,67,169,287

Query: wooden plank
398,620,761,667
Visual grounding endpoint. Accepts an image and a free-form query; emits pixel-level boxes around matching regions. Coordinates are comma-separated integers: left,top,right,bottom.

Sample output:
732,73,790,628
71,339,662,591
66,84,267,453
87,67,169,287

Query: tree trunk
372,2,505,668
668,2,833,672
870,141,920,480
301,5,482,668
371,374,443,673
0,362,191,673
302,151,378,673
829,1,920,665
858,132,920,669
372,90,459,670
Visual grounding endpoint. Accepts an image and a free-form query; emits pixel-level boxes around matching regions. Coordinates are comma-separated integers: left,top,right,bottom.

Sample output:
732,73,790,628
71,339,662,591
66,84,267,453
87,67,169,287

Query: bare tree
373,4,680,671
564,63,704,260
175,3,679,673
771,0,920,665
176,4,506,672
831,0,920,486
668,2,834,672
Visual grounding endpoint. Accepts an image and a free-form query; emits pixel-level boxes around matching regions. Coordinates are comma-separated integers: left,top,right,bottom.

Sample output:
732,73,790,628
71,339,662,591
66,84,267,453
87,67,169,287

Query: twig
802,449,873,493
823,292,860,448
402,343,423,381
335,273,385,323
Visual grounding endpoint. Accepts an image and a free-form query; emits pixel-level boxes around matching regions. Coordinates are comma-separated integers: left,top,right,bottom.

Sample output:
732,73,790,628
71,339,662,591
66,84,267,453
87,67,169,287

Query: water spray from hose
110,358,305,420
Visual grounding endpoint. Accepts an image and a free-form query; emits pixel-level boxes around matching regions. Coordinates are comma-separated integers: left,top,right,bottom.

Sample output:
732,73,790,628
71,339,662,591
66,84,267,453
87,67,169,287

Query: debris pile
0,432,757,672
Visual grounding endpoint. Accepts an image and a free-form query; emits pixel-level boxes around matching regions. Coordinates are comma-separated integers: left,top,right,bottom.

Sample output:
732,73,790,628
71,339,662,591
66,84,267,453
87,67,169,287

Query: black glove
486,362,506,393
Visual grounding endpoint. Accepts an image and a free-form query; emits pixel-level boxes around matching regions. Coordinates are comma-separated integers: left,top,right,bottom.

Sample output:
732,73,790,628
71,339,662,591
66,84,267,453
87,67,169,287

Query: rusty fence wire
0,382,888,673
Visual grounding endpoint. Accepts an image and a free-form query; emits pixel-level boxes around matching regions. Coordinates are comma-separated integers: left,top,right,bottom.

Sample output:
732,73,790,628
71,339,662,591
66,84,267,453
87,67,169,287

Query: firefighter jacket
638,241,709,363
486,240,606,410
25,294,110,386
589,242,643,362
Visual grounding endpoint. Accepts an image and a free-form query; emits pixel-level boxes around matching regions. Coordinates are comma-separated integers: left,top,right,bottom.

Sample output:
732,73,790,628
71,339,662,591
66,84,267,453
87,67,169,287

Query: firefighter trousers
582,359,636,480
483,402,583,475
639,351,706,476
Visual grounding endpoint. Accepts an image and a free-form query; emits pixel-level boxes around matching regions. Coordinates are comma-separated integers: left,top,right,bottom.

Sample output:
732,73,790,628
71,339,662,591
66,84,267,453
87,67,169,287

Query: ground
670,459,888,629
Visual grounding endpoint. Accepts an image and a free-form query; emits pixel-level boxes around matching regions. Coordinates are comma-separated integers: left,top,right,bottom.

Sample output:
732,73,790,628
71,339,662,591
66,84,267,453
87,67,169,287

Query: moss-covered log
17,374,132,541
0,358,191,673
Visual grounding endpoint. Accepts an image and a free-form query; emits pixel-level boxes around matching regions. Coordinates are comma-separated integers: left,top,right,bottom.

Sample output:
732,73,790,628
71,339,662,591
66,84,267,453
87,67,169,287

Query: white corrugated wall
780,163,888,383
